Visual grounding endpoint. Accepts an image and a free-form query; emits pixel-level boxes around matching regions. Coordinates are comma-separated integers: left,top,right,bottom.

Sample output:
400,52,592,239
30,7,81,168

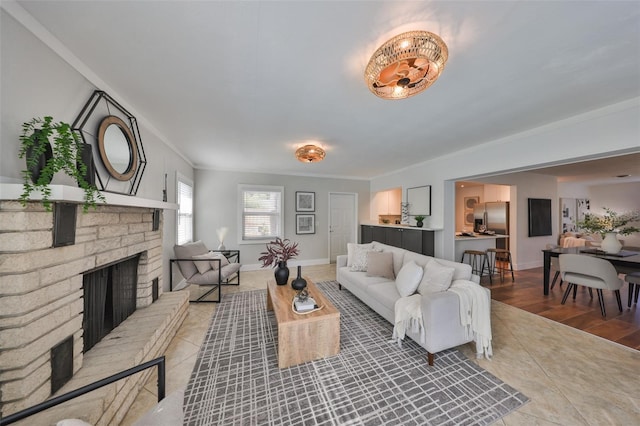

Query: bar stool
460,250,492,284
487,248,514,282
625,271,640,307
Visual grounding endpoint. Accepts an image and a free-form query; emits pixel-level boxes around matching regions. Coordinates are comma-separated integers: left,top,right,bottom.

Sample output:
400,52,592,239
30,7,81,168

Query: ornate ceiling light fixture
365,30,448,100
295,144,326,163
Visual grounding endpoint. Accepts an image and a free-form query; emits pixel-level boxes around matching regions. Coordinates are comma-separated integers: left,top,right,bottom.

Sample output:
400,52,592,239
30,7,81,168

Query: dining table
541,247,640,295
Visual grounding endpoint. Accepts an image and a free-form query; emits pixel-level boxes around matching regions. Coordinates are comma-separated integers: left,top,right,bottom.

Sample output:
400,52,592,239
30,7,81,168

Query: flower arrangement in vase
216,227,228,250
576,207,640,253
259,237,300,285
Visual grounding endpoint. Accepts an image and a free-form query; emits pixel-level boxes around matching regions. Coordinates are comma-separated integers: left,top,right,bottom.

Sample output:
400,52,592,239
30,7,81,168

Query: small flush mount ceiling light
365,30,448,100
295,144,326,163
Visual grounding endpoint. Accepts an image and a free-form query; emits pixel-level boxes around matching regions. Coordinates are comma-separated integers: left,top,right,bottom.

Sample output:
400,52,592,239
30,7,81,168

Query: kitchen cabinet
373,188,402,216
360,225,434,256
387,189,401,215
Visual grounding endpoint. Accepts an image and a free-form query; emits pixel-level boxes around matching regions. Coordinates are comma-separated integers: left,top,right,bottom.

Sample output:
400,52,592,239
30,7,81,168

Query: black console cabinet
360,225,434,257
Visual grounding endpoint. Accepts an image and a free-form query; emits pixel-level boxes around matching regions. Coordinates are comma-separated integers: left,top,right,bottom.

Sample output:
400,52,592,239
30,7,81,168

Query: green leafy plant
576,207,640,236
414,215,426,222
258,237,300,268
18,116,105,212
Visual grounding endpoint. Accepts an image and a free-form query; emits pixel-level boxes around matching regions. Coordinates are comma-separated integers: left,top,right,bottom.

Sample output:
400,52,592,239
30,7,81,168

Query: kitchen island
454,233,509,262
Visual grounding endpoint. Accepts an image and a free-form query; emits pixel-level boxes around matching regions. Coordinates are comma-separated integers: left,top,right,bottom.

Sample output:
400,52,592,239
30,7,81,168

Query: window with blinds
238,184,284,242
177,176,193,245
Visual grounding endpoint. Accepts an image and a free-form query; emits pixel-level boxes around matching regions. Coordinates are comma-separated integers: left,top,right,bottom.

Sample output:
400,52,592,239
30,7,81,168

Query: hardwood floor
481,266,640,350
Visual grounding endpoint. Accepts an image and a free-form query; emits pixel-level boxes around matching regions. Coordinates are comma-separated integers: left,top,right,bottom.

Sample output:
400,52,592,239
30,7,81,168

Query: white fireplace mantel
0,183,178,210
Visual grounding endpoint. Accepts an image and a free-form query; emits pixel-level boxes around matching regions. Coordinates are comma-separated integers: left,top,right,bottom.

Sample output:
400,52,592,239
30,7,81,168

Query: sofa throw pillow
395,261,424,297
174,240,209,279
349,246,381,272
366,251,395,280
192,252,217,274
417,260,456,294
347,242,374,267
210,253,230,270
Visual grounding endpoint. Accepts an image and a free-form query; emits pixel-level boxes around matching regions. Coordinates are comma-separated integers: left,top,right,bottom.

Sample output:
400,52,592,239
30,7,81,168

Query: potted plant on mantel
414,215,426,228
18,116,105,212
259,237,300,285
576,207,640,253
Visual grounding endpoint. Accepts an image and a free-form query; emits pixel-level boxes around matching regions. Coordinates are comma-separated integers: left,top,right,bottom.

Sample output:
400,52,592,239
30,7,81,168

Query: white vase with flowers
576,207,640,254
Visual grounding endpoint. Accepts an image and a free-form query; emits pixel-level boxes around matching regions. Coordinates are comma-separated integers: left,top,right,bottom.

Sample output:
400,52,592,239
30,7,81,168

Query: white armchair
171,240,241,302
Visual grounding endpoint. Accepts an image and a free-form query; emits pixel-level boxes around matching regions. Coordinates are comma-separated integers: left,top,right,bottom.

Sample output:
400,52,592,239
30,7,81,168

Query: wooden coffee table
266,278,340,368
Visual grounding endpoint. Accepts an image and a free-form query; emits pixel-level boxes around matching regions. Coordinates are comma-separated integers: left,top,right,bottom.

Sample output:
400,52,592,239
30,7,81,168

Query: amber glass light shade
295,144,326,163
365,30,448,100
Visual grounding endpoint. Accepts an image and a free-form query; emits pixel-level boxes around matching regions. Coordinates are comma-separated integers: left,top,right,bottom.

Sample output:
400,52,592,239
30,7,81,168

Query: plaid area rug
183,281,528,425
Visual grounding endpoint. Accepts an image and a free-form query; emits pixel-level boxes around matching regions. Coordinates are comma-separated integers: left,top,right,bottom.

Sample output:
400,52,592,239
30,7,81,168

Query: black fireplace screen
83,255,139,352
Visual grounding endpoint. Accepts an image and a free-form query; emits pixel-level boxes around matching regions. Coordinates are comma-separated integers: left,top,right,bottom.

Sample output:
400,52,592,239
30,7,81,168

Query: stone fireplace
0,186,187,423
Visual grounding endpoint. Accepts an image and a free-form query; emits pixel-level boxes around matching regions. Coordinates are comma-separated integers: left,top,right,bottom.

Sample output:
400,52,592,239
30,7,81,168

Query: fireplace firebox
83,254,140,352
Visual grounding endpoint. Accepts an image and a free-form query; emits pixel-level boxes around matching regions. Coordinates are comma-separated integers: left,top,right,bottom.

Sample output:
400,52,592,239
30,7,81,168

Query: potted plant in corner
576,207,640,253
18,116,105,212
414,215,426,228
259,237,300,285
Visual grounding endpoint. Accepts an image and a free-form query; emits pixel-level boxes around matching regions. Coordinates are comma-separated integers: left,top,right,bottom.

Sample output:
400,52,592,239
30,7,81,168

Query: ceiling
12,1,640,180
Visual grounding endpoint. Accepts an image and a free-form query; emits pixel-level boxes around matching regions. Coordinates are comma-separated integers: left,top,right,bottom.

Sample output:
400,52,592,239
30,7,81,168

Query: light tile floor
122,264,640,425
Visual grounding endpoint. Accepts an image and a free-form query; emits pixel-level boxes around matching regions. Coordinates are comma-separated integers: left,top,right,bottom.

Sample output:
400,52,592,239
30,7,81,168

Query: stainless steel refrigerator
473,202,510,250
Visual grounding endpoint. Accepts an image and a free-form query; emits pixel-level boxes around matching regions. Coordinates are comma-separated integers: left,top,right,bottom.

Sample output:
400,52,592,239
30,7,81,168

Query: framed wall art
528,198,552,237
406,185,431,216
296,214,315,234
464,196,480,226
296,191,315,212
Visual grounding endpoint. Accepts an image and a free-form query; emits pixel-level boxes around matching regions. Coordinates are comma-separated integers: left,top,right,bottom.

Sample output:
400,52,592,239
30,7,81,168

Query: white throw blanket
391,294,424,347
448,280,493,360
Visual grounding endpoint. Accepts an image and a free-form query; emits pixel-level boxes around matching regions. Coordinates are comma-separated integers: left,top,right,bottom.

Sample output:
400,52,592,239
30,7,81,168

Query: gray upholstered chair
624,271,640,308
559,254,623,317
172,240,241,302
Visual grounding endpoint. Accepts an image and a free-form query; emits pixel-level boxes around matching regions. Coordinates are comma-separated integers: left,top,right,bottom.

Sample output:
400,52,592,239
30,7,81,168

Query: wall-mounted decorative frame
464,196,480,226
576,198,590,222
296,191,315,212
528,198,552,237
73,90,146,196
560,197,576,234
407,185,431,216
296,214,315,234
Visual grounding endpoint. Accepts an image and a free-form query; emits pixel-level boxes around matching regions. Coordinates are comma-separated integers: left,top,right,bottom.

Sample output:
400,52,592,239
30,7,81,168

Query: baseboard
515,260,543,270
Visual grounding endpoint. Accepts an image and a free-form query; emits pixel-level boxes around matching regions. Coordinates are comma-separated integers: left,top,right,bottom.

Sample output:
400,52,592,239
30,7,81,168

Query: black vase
291,265,307,291
26,130,53,184
416,221,424,228
77,143,96,187
274,261,289,285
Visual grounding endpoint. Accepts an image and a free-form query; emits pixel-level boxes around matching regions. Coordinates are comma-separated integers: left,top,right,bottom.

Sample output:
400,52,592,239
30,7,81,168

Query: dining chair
625,271,640,307
559,254,623,317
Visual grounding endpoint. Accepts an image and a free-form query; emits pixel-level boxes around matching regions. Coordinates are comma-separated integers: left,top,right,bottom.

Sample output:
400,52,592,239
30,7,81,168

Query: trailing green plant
18,116,105,212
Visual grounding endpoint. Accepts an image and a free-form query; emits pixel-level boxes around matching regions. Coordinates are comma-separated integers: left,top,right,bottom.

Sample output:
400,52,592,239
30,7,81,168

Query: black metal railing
0,356,166,426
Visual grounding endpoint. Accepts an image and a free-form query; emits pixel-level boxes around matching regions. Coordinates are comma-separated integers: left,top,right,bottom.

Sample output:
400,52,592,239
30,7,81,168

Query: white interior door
329,193,357,263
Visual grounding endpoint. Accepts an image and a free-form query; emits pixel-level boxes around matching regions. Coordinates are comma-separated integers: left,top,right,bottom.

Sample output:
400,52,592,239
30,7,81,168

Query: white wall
1,9,194,290
371,99,640,268
194,169,370,269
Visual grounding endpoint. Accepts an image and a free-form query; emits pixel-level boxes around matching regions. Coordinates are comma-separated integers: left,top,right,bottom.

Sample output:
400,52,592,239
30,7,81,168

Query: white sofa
336,241,489,366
